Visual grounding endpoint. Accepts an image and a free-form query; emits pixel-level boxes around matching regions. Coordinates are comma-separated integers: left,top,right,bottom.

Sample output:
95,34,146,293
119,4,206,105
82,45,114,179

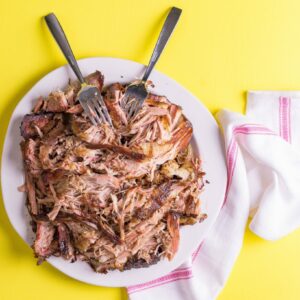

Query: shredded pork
19,70,206,273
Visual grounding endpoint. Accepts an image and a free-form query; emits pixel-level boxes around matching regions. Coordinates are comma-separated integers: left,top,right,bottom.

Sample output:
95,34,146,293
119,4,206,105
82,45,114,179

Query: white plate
1,57,227,287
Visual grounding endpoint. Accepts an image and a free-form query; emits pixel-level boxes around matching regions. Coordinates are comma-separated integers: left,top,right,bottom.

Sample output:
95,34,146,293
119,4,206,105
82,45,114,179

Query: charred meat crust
134,181,173,220
20,113,54,139
123,255,161,270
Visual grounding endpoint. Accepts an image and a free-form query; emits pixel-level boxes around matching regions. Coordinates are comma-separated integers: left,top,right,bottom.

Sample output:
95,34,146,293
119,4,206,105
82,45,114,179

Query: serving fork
122,7,182,119
44,13,112,127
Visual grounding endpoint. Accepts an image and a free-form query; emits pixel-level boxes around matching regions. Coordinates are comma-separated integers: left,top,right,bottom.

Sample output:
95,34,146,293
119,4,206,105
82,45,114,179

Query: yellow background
1,0,300,299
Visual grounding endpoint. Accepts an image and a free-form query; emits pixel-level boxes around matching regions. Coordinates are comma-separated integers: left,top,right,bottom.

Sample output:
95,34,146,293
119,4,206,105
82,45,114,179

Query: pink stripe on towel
279,97,291,143
127,269,193,293
223,136,238,205
223,124,275,206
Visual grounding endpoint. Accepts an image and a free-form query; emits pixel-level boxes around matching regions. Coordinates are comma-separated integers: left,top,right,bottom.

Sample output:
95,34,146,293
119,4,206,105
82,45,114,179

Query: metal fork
122,7,182,119
44,13,112,127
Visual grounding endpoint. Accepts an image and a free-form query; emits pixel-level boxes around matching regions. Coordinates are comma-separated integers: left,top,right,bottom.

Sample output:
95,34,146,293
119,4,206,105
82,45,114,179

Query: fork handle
45,13,85,84
142,7,182,82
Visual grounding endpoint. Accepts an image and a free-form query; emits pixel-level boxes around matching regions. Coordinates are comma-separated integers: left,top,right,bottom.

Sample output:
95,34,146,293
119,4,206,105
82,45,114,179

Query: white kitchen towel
127,91,300,300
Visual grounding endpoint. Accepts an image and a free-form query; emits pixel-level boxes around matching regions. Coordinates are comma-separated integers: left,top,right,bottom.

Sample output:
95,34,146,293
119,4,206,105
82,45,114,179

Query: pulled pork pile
19,71,206,273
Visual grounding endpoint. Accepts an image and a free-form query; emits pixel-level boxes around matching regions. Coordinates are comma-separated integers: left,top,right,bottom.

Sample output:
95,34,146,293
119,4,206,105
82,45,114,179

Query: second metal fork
122,7,182,119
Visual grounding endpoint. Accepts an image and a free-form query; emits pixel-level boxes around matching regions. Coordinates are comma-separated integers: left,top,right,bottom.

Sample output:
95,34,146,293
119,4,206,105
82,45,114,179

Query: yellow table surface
1,0,300,299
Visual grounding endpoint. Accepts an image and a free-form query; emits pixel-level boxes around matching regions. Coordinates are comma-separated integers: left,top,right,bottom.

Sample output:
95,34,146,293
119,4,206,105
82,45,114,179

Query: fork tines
79,86,113,127
122,84,149,119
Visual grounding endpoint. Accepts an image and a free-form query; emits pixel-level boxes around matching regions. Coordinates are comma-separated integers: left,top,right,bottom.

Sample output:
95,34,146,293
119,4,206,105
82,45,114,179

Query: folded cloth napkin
127,91,300,300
